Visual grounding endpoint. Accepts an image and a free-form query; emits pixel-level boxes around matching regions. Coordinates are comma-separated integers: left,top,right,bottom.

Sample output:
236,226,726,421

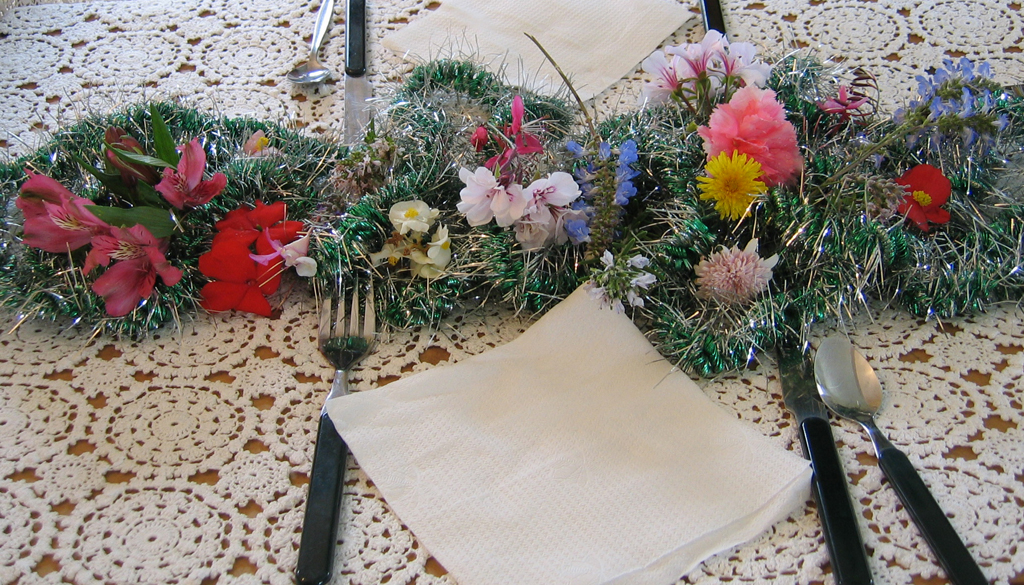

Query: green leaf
135,180,168,209
150,105,180,166
110,148,176,170
73,154,134,199
85,205,177,239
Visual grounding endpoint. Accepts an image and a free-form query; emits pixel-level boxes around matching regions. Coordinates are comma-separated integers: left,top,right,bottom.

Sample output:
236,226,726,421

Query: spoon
287,0,336,84
814,337,987,585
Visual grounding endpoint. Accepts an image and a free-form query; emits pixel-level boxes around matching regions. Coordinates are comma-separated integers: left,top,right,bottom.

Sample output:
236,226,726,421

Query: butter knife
778,344,874,585
343,0,371,144
700,0,727,36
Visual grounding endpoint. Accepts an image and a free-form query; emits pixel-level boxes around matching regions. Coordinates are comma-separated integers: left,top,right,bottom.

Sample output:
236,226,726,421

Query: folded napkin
327,286,810,585
381,0,695,101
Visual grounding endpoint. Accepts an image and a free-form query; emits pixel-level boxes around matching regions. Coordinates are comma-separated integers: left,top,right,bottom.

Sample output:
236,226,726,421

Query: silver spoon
287,0,336,84
814,337,987,585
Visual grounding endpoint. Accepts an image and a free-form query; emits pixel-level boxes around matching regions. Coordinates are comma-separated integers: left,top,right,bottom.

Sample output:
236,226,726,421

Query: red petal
212,228,260,248
248,201,287,229
264,221,303,247
200,281,252,312
256,259,283,294
896,164,951,205
234,286,274,316
198,241,258,282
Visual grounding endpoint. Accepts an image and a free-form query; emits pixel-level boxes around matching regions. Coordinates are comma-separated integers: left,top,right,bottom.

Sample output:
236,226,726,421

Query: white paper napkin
327,286,811,585
381,0,695,101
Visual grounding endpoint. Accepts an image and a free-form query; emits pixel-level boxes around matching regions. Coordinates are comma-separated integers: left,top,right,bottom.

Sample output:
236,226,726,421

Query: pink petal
177,139,207,192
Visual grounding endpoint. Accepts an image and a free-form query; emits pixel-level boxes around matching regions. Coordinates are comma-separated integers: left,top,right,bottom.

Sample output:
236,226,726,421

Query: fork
295,280,376,585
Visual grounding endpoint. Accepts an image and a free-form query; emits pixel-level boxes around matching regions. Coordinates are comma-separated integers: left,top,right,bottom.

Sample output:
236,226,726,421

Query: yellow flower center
404,208,420,219
697,151,767,221
911,190,932,206
441,240,450,250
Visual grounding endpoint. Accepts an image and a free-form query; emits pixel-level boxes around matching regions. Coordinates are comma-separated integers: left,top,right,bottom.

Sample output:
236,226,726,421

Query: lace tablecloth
2,0,1024,584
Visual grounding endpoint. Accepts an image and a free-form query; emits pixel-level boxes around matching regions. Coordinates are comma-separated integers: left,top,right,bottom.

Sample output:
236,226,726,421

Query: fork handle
295,412,348,585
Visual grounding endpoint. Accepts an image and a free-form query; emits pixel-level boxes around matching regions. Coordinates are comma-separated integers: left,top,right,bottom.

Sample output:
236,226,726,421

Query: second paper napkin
327,286,811,585
381,0,694,101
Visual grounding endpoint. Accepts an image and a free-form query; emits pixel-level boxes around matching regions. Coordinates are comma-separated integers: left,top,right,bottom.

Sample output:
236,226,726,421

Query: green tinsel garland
2,56,1024,375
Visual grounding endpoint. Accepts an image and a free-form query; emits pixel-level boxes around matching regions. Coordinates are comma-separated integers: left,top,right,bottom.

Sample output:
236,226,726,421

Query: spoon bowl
288,57,331,84
813,336,986,585
814,337,882,422
287,0,335,84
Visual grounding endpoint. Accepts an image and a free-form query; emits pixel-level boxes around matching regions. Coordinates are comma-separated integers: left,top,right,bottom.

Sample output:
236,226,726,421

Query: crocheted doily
2,0,1023,583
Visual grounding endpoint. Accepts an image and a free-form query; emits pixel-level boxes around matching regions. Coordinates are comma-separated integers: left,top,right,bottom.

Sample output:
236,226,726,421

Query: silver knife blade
343,0,371,144
778,344,874,585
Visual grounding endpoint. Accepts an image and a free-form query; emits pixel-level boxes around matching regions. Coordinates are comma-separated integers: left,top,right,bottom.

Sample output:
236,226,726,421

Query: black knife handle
295,412,348,585
800,416,874,585
876,442,987,585
700,0,727,35
345,0,366,76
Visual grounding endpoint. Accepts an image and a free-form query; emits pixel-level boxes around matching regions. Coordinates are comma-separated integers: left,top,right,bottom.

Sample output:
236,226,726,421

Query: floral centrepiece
2,40,1023,375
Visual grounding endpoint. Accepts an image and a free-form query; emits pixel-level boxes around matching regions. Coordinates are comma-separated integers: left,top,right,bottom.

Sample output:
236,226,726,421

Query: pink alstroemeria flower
818,85,870,119
16,170,110,253
485,95,544,171
105,127,161,186
86,224,183,317
156,139,228,209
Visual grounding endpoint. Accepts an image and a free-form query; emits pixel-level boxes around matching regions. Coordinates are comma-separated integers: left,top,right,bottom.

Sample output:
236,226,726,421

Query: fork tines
319,280,375,344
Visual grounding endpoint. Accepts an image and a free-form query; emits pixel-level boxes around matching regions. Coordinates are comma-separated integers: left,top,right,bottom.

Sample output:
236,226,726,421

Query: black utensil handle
345,0,366,76
877,445,987,585
295,412,348,585
700,0,727,35
800,417,874,585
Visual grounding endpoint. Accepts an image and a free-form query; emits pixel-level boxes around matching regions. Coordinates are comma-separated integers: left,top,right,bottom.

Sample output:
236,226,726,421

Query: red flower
156,139,227,209
470,126,489,151
896,164,951,231
817,86,869,120
198,201,304,317
198,240,279,317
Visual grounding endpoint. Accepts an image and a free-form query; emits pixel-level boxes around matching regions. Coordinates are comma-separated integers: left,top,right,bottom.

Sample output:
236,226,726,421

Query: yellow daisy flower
697,151,768,220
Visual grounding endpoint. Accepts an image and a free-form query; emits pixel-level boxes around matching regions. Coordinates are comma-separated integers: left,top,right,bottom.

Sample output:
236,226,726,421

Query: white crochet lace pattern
2,0,1024,583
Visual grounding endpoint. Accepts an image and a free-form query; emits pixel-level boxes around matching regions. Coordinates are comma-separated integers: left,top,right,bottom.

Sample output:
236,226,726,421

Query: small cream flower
389,200,440,235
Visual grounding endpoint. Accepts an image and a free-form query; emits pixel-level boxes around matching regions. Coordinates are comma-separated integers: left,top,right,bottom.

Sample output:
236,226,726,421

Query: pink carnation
697,86,803,187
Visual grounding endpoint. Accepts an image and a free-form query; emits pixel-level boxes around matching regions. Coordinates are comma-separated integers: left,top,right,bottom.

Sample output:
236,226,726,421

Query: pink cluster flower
458,167,582,250
697,85,803,187
694,239,778,305
16,134,226,317
641,31,771,107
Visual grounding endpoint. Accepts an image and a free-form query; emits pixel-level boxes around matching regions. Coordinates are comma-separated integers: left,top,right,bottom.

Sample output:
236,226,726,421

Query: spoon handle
310,0,336,57
875,438,987,585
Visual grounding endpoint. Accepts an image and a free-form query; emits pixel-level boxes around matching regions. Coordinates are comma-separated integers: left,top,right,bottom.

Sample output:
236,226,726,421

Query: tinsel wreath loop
0,102,341,337
3,50,1024,375
311,59,584,326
